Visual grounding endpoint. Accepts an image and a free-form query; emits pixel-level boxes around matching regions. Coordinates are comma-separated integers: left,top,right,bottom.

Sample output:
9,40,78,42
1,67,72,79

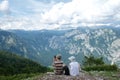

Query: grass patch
88,71,120,80
83,64,118,71
0,73,42,80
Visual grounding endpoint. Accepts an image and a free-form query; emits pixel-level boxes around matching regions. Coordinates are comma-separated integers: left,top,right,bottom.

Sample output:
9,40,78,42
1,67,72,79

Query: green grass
88,71,120,80
0,73,42,80
24,73,46,80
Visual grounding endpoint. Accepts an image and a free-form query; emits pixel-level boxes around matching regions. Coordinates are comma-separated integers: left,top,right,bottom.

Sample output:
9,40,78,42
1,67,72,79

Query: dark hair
54,55,56,58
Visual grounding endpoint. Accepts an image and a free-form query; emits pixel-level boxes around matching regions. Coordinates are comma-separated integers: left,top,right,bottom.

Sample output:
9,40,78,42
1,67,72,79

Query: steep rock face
49,28,120,66
0,27,120,66
0,30,44,62
0,30,26,56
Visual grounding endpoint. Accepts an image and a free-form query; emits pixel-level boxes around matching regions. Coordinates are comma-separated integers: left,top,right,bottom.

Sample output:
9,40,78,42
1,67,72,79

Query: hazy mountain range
0,26,120,67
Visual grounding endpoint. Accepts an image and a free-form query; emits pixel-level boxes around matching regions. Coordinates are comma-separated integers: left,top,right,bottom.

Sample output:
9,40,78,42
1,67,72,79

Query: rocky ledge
34,72,104,80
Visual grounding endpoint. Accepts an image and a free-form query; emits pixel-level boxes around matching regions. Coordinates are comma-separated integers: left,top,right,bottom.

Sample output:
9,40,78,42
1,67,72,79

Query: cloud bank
0,0,120,30
40,0,120,28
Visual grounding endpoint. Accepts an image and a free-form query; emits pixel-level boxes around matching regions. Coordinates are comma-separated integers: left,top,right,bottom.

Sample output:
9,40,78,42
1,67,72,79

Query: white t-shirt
69,61,80,76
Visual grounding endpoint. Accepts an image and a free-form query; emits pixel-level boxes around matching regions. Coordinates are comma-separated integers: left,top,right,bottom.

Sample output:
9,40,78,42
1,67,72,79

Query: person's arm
77,62,80,71
68,63,71,70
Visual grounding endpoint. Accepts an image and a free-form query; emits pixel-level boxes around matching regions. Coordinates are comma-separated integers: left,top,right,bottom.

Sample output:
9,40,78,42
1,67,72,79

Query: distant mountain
0,51,48,76
0,27,120,67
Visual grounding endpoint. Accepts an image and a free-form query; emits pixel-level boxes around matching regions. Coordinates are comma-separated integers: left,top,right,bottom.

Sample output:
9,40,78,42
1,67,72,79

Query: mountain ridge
0,27,120,67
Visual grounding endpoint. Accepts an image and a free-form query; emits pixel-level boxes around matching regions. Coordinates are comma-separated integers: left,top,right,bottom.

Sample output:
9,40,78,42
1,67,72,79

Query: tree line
0,51,50,76
82,54,118,71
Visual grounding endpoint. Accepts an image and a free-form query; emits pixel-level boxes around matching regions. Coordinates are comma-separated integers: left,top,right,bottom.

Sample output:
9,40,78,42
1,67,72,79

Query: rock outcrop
35,72,103,80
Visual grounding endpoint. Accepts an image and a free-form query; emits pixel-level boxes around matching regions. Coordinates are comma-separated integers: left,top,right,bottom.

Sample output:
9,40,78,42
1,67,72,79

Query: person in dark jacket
63,64,70,75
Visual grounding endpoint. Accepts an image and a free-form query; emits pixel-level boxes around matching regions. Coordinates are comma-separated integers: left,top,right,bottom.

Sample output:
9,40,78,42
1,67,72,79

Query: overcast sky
0,0,120,30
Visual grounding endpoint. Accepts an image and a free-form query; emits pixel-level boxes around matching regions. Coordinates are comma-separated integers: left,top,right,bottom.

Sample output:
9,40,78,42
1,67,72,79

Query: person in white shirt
68,56,80,76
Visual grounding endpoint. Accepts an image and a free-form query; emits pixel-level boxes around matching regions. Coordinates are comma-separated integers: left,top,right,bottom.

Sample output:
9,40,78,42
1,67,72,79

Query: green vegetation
82,54,118,71
0,73,42,80
0,51,50,80
88,71,120,80
83,64,118,71
0,51,119,80
82,55,119,80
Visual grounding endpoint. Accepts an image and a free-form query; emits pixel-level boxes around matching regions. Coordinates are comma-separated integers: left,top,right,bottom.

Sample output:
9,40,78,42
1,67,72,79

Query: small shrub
83,64,118,71
83,54,104,67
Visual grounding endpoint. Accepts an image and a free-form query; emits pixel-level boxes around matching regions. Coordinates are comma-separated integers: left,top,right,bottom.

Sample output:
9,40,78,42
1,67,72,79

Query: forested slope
0,51,48,76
